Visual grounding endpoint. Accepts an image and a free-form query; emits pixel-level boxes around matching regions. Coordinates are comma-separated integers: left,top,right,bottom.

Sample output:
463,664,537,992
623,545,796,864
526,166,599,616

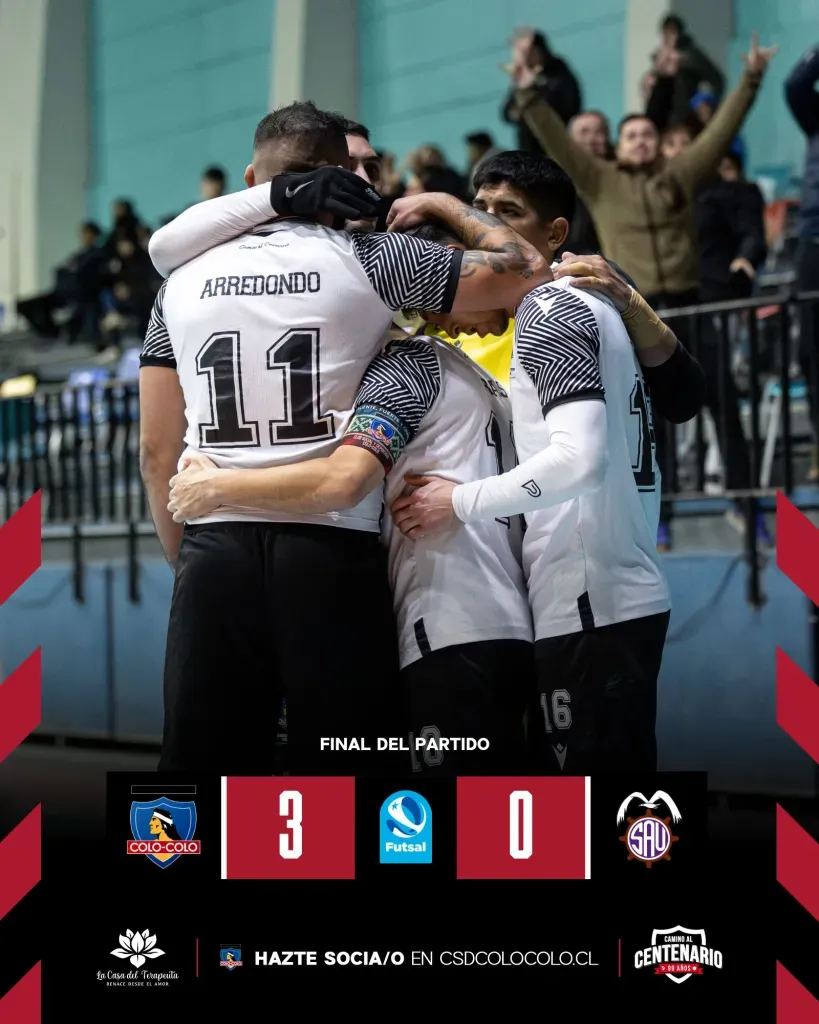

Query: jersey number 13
196,328,334,447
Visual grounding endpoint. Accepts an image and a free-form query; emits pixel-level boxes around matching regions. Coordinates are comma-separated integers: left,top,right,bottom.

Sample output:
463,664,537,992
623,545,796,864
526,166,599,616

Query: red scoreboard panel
223,777,356,879
221,776,589,879
456,777,589,879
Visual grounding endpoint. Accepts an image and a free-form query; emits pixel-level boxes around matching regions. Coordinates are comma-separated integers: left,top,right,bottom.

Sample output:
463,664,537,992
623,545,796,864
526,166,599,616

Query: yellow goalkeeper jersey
425,319,514,388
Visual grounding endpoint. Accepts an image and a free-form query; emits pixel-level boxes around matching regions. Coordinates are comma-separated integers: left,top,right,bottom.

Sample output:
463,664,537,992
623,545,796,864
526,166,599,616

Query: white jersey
342,333,532,668
139,220,462,530
511,277,670,640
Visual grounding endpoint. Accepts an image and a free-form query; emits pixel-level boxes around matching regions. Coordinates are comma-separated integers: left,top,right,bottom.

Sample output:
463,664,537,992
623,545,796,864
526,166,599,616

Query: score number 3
509,790,533,860
279,790,303,859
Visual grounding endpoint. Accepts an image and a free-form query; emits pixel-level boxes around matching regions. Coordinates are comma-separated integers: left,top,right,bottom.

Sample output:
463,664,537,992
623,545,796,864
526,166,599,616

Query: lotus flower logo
110,929,165,969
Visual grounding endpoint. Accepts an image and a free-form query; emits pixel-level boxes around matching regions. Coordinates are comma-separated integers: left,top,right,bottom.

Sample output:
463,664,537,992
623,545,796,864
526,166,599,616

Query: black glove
270,166,381,224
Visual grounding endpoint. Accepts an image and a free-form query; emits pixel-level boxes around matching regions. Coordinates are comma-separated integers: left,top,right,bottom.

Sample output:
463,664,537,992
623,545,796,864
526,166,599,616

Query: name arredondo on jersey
635,928,723,983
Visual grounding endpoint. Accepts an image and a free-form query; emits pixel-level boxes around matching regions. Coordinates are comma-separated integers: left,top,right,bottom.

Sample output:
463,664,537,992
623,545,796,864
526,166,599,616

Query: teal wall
358,0,626,175
87,0,274,227
729,1,817,194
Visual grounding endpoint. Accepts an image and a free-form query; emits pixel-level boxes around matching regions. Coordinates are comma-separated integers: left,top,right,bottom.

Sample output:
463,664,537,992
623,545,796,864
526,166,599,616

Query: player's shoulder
379,333,442,373
516,279,601,332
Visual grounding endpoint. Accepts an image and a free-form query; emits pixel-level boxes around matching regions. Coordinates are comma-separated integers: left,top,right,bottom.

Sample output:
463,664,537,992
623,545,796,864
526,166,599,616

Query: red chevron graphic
0,491,42,1020
776,492,819,606
778,963,819,1023
777,804,819,923
0,650,42,764
776,649,819,765
0,962,39,1023
776,490,819,1020
0,493,41,606
0,806,41,923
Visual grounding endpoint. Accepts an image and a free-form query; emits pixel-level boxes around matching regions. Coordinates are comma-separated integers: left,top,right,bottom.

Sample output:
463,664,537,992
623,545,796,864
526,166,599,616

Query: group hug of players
138,100,706,779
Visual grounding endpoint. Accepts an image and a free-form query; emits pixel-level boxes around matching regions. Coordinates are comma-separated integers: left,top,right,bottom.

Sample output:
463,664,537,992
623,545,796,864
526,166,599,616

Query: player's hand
270,166,381,223
386,193,456,232
742,31,778,75
553,252,633,313
390,475,459,538
168,453,221,522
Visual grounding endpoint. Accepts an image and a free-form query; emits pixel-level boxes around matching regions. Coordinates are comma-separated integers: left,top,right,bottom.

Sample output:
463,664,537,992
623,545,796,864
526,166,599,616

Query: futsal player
139,102,549,775
149,114,382,276
388,188,673,775
168,310,533,776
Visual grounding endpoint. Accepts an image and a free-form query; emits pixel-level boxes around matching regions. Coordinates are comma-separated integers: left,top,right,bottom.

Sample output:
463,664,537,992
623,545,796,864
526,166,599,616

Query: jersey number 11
196,328,334,447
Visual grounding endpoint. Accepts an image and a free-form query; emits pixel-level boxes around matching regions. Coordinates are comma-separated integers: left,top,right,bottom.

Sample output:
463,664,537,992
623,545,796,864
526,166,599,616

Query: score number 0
509,790,533,860
279,790,303,859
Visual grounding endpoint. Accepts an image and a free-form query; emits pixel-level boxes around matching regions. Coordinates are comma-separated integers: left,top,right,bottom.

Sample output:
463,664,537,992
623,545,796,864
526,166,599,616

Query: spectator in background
785,45,819,455
200,166,227,200
465,131,500,189
697,151,766,302
653,14,725,127
16,221,106,342
563,110,613,253
404,144,468,201
508,31,777,549
660,120,695,161
502,28,581,153
100,226,162,347
105,199,150,253
568,111,612,160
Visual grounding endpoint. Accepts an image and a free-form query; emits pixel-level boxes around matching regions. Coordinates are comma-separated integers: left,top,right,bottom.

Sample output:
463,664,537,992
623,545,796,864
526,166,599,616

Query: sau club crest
617,790,680,868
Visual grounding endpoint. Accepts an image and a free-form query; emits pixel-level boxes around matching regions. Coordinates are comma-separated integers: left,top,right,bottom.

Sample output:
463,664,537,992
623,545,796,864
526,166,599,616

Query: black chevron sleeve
515,287,604,415
351,232,463,314
139,280,176,369
341,338,441,473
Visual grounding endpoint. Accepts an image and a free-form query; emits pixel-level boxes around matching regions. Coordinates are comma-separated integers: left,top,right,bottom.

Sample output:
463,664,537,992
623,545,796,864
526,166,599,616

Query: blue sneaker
657,523,672,551
755,513,773,547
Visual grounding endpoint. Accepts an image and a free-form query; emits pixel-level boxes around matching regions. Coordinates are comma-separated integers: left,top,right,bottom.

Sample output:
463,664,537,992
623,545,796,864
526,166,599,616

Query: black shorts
401,639,534,776
532,610,670,774
160,521,402,775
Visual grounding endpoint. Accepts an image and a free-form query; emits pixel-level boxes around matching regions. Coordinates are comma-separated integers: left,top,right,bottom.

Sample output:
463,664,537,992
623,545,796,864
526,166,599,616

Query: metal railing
0,379,145,524
1,288,818,530
655,287,819,504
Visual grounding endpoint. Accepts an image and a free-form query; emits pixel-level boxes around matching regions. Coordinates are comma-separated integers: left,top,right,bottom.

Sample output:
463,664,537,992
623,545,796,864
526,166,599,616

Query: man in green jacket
506,31,777,549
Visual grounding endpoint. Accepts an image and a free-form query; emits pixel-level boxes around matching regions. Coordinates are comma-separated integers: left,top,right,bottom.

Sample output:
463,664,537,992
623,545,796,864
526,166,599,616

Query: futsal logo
617,791,680,868
379,791,432,864
635,927,723,983
127,797,200,868
220,947,243,970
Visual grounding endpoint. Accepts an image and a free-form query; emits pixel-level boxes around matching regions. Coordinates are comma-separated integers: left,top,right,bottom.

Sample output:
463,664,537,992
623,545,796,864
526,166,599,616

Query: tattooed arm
387,192,551,312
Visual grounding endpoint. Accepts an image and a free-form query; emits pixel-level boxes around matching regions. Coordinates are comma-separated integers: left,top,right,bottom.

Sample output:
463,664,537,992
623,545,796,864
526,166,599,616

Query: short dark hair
202,166,226,184
331,115,370,141
403,221,462,246
473,151,576,222
253,101,347,159
81,221,102,238
466,131,494,150
661,14,684,33
617,113,658,136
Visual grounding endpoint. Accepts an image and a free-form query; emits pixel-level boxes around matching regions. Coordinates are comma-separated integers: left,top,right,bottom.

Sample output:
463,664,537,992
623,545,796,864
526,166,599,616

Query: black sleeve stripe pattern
342,338,441,472
516,288,604,415
351,232,462,314
139,280,176,369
